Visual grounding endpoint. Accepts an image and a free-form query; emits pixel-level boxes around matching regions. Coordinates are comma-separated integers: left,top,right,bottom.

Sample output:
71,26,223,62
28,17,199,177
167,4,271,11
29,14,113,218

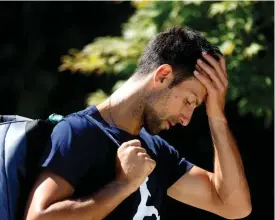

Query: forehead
174,77,207,99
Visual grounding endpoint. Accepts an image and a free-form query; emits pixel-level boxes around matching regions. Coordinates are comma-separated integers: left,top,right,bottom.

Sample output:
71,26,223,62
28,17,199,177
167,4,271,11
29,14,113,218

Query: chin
143,116,163,135
143,124,160,135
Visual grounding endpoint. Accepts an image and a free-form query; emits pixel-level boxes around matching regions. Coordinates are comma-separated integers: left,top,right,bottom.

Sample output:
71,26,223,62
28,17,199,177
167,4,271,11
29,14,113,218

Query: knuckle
221,85,226,91
140,148,147,153
151,160,156,168
147,157,155,163
213,88,219,93
124,139,141,147
134,140,141,146
220,87,226,93
130,146,139,153
121,141,131,147
207,67,215,75
211,62,218,69
209,87,217,94
137,151,145,157
125,146,136,154
139,151,148,157
136,147,146,153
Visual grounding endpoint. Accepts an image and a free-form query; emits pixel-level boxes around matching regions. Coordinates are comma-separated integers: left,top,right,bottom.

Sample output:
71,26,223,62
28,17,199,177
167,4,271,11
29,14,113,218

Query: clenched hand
115,139,156,193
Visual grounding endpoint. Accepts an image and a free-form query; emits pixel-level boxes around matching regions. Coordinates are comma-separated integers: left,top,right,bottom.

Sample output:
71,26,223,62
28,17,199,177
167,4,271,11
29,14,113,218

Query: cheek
168,96,184,113
153,91,172,115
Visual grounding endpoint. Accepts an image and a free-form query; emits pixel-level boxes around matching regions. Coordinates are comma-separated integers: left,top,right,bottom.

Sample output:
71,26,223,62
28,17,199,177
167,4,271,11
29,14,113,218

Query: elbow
236,204,252,219
25,212,42,220
25,213,39,220
25,216,40,220
24,207,48,220
224,203,252,219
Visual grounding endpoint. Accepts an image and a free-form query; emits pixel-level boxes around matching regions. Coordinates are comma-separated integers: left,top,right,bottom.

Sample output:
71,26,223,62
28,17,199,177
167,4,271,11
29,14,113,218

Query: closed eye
185,99,191,106
185,98,199,108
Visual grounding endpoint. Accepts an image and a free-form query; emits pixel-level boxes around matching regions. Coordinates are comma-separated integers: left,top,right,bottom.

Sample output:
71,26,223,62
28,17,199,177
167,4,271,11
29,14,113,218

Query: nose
179,115,190,126
179,108,194,126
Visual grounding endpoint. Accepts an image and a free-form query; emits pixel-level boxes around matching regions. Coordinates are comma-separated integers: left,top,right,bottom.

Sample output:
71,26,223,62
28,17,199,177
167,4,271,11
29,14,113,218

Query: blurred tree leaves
59,1,274,127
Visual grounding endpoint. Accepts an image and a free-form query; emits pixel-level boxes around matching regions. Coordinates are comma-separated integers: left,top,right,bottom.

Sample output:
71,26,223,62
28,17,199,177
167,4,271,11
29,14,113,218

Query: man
24,27,252,220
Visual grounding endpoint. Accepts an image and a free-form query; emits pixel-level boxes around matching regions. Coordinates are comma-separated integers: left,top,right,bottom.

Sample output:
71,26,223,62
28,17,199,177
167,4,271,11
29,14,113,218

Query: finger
202,52,227,86
217,54,226,72
195,64,203,73
196,64,211,81
133,147,147,154
145,158,156,169
137,152,150,159
121,139,141,148
197,59,224,90
194,70,216,92
217,54,228,80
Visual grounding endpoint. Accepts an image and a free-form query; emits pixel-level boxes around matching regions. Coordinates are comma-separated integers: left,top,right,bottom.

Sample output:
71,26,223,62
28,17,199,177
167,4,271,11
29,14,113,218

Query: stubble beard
143,88,172,135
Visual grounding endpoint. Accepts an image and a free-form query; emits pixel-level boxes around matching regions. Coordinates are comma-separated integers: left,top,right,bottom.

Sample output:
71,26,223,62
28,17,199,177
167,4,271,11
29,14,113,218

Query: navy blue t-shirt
42,106,194,219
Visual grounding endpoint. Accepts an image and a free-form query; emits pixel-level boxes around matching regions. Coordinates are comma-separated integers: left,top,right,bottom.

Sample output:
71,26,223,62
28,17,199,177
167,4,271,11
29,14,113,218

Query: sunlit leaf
59,1,274,124
86,89,108,106
209,2,227,16
265,77,272,87
112,80,126,92
131,0,151,9
220,41,236,55
243,43,263,58
244,17,253,33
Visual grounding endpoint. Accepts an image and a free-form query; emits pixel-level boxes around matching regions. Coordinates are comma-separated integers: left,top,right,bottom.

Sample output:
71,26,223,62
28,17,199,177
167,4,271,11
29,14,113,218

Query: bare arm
168,120,251,219
25,139,155,220
209,118,251,212
168,53,251,219
24,170,133,220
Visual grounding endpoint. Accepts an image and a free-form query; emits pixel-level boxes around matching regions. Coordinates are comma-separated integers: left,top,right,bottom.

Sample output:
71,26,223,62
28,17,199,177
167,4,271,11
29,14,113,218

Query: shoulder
41,108,110,188
52,108,100,138
50,108,107,153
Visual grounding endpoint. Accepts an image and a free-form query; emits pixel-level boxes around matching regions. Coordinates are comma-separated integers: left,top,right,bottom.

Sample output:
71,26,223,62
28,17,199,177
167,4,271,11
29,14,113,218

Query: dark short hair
136,26,222,87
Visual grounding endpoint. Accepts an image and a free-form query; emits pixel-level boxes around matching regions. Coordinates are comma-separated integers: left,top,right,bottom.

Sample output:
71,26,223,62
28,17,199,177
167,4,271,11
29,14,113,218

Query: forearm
30,180,132,220
209,118,251,208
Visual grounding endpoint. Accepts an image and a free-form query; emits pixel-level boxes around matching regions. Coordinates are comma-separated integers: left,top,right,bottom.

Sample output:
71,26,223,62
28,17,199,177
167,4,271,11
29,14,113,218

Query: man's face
143,76,207,134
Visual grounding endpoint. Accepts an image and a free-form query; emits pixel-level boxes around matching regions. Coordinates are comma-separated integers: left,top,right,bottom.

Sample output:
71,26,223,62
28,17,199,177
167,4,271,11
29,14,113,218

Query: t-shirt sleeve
154,135,194,188
41,116,105,188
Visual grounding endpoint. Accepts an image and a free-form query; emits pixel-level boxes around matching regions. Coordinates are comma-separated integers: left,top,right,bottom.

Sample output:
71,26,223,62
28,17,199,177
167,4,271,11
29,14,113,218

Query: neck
96,75,150,135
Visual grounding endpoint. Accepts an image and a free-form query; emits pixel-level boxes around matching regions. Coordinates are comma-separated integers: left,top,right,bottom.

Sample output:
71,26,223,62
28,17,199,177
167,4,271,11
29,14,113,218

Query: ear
153,64,173,88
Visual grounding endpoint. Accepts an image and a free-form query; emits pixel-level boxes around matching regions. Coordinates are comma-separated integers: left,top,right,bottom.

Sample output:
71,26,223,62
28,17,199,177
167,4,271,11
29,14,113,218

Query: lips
167,120,174,128
169,120,176,126
165,120,177,130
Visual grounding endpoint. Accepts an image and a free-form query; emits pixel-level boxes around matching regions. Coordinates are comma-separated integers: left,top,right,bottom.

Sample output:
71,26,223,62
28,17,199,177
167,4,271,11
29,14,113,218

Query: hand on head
194,53,228,122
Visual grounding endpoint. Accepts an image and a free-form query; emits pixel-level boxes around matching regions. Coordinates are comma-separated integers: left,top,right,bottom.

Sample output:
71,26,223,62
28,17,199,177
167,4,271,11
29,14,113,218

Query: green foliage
60,1,274,127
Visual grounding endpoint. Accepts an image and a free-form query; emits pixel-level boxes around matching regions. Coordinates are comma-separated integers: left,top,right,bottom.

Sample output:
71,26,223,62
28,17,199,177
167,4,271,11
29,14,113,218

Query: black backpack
0,114,64,220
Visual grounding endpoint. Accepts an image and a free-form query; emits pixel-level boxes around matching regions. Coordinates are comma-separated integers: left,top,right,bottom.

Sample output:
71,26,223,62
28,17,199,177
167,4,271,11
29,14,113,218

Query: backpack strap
0,115,33,124
0,118,32,220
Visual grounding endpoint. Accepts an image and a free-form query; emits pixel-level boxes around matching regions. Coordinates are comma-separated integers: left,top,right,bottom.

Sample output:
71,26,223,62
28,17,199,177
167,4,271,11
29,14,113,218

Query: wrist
208,117,228,134
113,179,137,195
208,116,228,125
207,110,227,124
